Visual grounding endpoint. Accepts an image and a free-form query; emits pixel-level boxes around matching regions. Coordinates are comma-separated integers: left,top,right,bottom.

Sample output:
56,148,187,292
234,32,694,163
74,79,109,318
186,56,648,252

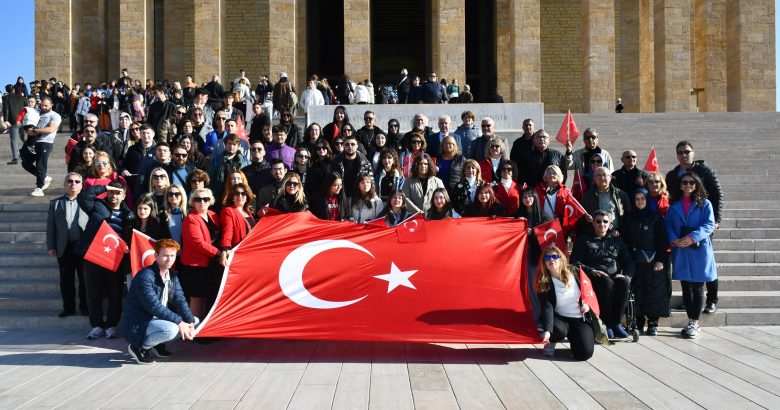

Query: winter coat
402,176,446,213
665,161,723,223
665,199,717,282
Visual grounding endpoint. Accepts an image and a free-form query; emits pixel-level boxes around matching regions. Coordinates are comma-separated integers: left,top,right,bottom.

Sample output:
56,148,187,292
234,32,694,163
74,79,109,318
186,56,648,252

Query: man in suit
426,115,462,158
46,173,89,317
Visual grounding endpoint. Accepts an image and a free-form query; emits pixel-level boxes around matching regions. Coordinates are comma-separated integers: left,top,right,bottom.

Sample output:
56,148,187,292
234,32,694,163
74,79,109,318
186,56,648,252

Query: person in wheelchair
571,210,635,339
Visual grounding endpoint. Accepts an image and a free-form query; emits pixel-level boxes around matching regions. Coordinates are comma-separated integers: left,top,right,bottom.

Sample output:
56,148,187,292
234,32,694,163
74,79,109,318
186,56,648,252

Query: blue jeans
142,316,200,350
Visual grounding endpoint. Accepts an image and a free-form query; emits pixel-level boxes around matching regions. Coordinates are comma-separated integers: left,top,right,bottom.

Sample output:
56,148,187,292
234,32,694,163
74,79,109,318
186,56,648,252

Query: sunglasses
316,146,328,151
193,197,211,203
543,254,560,261
681,180,696,186
594,220,610,225
167,192,181,197
591,159,603,164
233,191,247,196
66,179,82,184
286,181,300,187
174,153,188,158
501,168,513,172
623,155,637,159
677,150,692,155
175,111,185,115
250,147,265,152
490,144,501,149
95,161,109,166
335,141,344,146
152,174,168,179
411,140,422,144
296,154,310,159
130,127,140,131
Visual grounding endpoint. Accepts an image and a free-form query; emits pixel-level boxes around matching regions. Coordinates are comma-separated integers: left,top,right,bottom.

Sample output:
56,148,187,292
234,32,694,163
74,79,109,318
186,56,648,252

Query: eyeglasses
501,168,513,172
167,192,181,197
66,179,82,184
250,147,265,152
335,141,344,146
95,161,109,166
175,111,185,115
233,191,247,196
193,197,211,203
316,146,328,151
411,140,422,144
286,181,300,187
677,150,692,155
152,174,168,179
543,254,560,261
584,136,597,141
174,153,188,158
490,144,501,149
590,159,603,164
681,180,696,186
594,220,610,225
296,154,310,159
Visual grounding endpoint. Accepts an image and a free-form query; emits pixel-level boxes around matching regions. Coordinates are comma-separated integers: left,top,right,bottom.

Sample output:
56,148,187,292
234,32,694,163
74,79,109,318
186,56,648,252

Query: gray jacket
46,195,88,257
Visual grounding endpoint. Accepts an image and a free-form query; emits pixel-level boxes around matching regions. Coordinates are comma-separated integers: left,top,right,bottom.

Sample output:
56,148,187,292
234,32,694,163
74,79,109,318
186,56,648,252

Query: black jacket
665,160,723,223
2,93,25,125
623,209,668,265
75,184,135,256
517,148,570,186
570,232,635,279
538,272,585,333
242,161,272,195
612,167,651,197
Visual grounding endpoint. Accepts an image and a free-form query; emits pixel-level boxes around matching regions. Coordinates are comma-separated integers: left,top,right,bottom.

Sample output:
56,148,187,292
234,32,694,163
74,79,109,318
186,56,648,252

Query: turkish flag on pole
130,229,157,277
644,147,660,174
562,196,588,232
533,219,567,253
236,116,248,140
195,212,539,344
84,221,128,271
578,266,600,317
555,110,580,146
571,168,586,202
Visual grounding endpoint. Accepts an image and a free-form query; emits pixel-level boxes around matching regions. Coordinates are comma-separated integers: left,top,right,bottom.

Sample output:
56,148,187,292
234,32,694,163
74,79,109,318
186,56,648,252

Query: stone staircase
0,112,778,330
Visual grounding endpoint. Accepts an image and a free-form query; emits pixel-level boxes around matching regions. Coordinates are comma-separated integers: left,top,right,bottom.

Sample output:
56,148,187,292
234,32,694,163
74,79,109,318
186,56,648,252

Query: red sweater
181,210,220,267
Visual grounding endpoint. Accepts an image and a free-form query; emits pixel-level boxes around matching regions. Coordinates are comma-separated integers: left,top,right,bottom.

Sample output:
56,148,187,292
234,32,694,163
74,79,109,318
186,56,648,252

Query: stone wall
431,0,466,87
654,0,692,112
540,0,583,113
726,0,776,112
163,0,193,83
582,0,616,113
224,0,267,83
36,0,73,85
193,0,224,84
343,0,370,81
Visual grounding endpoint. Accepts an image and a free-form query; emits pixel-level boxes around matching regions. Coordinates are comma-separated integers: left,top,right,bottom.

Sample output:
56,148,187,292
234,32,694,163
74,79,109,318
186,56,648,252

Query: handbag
634,249,656,264
586,310,609,345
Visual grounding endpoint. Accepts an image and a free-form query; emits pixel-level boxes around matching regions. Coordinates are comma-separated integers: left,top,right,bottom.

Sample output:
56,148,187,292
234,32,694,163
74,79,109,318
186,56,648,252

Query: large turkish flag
196,212,539,343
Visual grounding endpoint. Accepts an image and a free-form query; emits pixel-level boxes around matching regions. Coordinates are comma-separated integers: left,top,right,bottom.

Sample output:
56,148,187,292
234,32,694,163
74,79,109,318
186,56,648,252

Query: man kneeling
122,239,198,364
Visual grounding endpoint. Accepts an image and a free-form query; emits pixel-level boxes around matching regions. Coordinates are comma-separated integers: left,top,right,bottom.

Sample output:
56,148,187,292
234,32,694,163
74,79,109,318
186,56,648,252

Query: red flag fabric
571,168,586,202
578,266,600,317
130,229,157,277
533,219,566,252
396,212,427,243
195,212,538,343
562,196,588,232
643,147,659,174
64,138,78,166
555,110,580,146
236,116,248,140
84,221,128,271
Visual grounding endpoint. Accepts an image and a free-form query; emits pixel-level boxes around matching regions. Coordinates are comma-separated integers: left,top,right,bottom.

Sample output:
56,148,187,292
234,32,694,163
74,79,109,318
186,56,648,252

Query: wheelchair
621,288,640,342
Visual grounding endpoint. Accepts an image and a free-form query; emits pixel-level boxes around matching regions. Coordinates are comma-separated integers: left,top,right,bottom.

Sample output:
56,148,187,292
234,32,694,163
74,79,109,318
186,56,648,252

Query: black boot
646,319,658,336
636,317,646,335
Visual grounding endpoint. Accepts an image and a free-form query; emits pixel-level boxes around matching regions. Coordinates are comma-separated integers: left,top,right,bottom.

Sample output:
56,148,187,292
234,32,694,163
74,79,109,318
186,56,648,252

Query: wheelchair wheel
632,328,640,342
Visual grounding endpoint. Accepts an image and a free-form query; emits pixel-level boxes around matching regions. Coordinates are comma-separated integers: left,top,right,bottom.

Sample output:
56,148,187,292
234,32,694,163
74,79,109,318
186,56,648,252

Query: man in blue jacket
123,238,197,364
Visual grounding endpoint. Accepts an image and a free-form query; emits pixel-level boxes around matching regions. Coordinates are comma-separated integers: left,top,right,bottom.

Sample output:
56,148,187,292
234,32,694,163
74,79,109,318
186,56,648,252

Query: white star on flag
104,246,112,253
374,262,418,293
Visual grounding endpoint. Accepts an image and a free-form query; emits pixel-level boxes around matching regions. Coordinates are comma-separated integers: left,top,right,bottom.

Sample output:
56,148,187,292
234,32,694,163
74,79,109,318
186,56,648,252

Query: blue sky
1,1,778,111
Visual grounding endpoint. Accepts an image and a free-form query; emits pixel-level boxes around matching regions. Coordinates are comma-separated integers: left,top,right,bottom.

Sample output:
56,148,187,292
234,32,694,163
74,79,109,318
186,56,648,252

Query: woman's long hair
426,188,453,219
163,183,188,218
224,182,255,215
352,172,378,209
276,172,307,206
536,245,574,293
670,172,708,206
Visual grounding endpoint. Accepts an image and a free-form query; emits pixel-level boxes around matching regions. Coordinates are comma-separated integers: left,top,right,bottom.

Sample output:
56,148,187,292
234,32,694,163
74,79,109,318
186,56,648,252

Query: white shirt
552,277,582,318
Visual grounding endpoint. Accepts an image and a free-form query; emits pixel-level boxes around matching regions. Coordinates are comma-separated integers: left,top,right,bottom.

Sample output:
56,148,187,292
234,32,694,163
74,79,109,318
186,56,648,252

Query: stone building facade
35,0,775,112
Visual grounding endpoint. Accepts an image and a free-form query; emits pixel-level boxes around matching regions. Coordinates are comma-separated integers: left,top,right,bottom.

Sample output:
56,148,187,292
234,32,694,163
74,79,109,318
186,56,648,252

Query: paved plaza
1,326,780,409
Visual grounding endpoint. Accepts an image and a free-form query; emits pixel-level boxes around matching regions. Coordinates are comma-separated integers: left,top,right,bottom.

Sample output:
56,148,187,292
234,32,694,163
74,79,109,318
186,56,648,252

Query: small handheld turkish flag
571,168,586,202
643,147,659,174
578,266,600,317
236,116,248,141
396,213,427,243
562,196,587,232
533,219,566,252
84,221,128,271
555,110,580,146
130,229,157,277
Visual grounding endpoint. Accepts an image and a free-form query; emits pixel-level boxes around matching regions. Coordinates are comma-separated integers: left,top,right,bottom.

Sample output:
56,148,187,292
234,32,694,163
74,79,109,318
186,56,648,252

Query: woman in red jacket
493,159,522,216
220,183,256,250
180,187,224,319
535,165,574,230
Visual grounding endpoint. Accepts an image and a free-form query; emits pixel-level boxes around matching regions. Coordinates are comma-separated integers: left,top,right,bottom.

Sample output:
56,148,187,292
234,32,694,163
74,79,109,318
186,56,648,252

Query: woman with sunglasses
348,172,384,223
624,188,669,336
220,182,256,250
536,245,594,360
479,136,508,183
322,105,351,146
147,167,170,212
162,184,187,244
665,172,717,339
385,119,402,151
584,152,604,189
181,188,223,319
292,147,314,196
494,159,521,216
272,172,308,213
309,173,349,221
645,172,670,217
332,136,346,155
84,151,131,203
399,132,427,179
278,109,302,147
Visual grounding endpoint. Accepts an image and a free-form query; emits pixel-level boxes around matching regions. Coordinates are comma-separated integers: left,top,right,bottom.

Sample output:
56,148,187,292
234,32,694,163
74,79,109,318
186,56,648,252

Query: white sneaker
41,176,53,191
87,326,105,339
30,188,44,197
105,327,118,339
542,343,556,357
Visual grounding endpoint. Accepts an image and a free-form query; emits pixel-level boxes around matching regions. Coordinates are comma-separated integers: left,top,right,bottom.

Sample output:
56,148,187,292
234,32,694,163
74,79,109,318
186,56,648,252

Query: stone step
0,293,62,310
0,279,60,294
0,242,49,253
716,263,780,276
0,222,47,233
670,291,780,309
716,228,780,239
714,251,780,263
671,276,780,292
0,310,89,330
723,192,780,201
722,209,780,218
0,254,58,267
0,211,50,223
657,309,780,327
721,184,780,193
0,266,58,281
718,218,780,229
0,231,47,243
713,238,780,251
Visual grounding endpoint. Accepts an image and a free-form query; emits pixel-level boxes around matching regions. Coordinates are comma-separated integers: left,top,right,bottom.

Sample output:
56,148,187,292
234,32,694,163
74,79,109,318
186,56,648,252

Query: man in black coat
516,129,572,186
421,73,445,104
612,150,651,195
2,84,25,164
396,69,410,104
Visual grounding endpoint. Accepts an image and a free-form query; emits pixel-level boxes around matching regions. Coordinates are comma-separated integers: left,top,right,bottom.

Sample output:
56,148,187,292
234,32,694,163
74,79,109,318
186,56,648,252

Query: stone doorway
307,0,346,81
465,0,497,102
370,0,429,86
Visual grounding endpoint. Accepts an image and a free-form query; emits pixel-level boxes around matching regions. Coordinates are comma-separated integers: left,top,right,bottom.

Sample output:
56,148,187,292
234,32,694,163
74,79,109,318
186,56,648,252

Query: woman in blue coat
665,172,716,339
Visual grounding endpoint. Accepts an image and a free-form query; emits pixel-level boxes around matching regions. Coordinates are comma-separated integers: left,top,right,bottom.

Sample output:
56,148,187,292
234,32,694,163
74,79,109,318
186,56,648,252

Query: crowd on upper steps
0,68,723,362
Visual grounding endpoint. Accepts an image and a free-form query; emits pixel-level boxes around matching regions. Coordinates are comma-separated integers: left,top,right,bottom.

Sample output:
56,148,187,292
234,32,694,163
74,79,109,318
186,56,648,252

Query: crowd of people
1,69,722,362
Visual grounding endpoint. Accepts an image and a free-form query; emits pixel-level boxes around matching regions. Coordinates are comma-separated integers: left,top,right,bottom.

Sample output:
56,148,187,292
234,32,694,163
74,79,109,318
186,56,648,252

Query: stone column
193,0,225,84
163,0,194,83
35,0,74,85
654,0,692,112
79,0,107,84
693,0,726,112
582,0,616,113
496,0,512,100
268,0,298,86
638,0,655,112
726,0,776,112
119,0,155,82
343,0,370,82
510,0,541,103
431,0,466,87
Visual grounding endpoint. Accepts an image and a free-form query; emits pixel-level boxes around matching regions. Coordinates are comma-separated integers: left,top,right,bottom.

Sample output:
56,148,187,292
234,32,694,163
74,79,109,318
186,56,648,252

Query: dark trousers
592,274,631,328
681,281,705,321
551,315,595,361
83,260,124,328
57,242,87,313
8,124,22,160
21,141,53,188
706,279,718,305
